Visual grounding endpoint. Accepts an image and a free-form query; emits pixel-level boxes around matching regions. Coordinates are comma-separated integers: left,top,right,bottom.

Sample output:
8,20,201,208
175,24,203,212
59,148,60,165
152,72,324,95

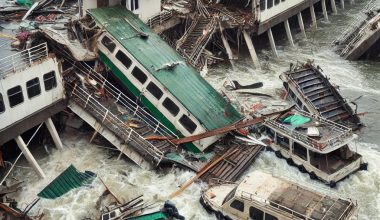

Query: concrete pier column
242,30,261,69
284,19,295,47
341,0,345,9
310,4,317,30
350,0,354,5
45,117,63,149
267,28,278,57
220,30,235,67
331,0,338,14
322,0,329,22
297,13,307,38
15,136,45,178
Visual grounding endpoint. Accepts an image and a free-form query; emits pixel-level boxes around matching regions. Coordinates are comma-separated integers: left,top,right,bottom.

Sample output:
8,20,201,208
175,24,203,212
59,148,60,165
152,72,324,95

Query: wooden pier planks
201,143,264,182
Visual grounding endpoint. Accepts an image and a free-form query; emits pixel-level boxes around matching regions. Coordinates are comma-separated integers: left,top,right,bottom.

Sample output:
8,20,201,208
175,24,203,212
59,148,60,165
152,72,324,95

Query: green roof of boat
88,7,242,131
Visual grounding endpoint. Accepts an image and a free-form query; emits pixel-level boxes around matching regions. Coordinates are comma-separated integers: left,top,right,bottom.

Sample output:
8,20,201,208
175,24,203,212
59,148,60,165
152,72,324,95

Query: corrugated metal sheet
89,7,242,131
38,165,96,199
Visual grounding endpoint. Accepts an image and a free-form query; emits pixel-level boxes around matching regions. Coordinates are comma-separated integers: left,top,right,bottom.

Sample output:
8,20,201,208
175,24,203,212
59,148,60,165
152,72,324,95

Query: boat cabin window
267,0,273,9
179,115,197,134
260,0,265,11
222,186,237,205
26,77,41,99
0,93,5,113
230,200,244,212
146,82,163,100
131,66,147,84
43,71,57,91
296,99,303,109
274,0,280,5
116,50,132,69
130,0,139,10
101,213,109,220
101,36,116,53
110,211,116,218
163,98,180,116
265,213,278,220
249,206,263,220
7,86,24,107
266,127,275,139
289,90,296,100
293,141,307,160
276,133,289,149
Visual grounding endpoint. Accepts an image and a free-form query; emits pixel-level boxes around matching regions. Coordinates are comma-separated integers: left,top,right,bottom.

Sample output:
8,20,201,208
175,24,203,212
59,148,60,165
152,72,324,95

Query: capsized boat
258,108,367,187
200,171,358,220
280,62,362,131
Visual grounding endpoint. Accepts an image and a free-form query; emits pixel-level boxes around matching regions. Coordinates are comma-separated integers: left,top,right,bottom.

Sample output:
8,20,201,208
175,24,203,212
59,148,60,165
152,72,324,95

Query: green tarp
127,211,167,220
282,115,311,126
38,165,96,199
16,0,33,8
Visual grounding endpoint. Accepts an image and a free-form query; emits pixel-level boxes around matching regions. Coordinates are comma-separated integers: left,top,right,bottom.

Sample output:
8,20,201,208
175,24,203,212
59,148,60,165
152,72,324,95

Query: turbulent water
2,1,379,219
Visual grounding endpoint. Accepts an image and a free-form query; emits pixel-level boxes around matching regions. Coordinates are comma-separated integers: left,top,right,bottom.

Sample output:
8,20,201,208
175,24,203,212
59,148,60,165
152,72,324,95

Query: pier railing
147,10,174,28
265,110,353,152
66,82,164,164
0,43,48,77
77,63,178,139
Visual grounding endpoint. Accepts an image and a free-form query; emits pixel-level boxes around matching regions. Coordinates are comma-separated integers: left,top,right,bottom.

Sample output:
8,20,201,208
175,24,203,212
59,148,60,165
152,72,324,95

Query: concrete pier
341,0,345,9
322,0,329,22
284,19,295,47
297,13,307,38
45,117,63,149
267,28,278,57
15,135,45,178
331,0,338,14
310,4,317,29
220,29,235,66
242,30,261,69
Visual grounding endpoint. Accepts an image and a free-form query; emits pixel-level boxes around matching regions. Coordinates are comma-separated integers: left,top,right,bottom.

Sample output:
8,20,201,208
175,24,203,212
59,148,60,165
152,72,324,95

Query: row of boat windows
267,127,308,160
230,200,278,220
101,36,198,134
260,0,286,11
0,71,57,114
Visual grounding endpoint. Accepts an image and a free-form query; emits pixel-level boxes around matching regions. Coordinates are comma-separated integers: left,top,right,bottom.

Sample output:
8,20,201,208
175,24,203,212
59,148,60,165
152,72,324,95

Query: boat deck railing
80,63,178,139
66,82,164,164
0,43,48,77
265,110,353,152
146,10,174,28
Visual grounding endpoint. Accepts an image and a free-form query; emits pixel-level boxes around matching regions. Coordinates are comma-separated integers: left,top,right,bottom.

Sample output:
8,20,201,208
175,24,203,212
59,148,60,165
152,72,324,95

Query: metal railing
264,110,353,152
67,82,164,164
147,10,174,28
0,43,48,77
77,63,178,139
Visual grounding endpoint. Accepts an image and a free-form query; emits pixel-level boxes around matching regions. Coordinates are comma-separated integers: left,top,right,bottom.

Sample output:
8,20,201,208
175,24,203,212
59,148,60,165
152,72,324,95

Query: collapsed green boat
87,7,243,153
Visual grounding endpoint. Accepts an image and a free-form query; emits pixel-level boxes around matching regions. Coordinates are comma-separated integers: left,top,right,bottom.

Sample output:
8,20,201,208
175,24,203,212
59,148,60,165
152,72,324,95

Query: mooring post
310,4,317,30
242,30,261,69
219,28,235,67
284,19,295,47
15,136,46,178
322,0,329,22
331,0,338,14
45,117,63,149
267,28,278,57
341,0,345,9
297,13,307,38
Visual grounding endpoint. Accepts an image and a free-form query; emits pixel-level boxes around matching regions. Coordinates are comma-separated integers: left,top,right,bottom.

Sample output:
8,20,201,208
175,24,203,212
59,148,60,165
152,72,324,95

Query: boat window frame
26,77,41,99
43,71,57,91
265,212,278,220
222,186,237,205
276,133,289,149
293,141,308,161
162,97,180,116
249,206,264,220
131,66,148,85
179,114,197,134
101,35,116,53
116,50,133,70
0,93,5,113
274,0,280,5
146,82,163,100
230,199,244,212
260,0,266,11
267,0,273,9
7,85,24,108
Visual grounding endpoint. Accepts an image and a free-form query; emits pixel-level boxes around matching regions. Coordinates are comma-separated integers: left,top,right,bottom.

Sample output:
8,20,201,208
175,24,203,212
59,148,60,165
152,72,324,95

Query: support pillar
284,19,295,47
341,0,345,9
220,30,235,67
331,0,338,14
242,30,261,69
322,0,329,22
350,0,354,5
297,13,307,38
15,136,45,178
45,117,63,149
267,28,278,57
310,4,317,30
